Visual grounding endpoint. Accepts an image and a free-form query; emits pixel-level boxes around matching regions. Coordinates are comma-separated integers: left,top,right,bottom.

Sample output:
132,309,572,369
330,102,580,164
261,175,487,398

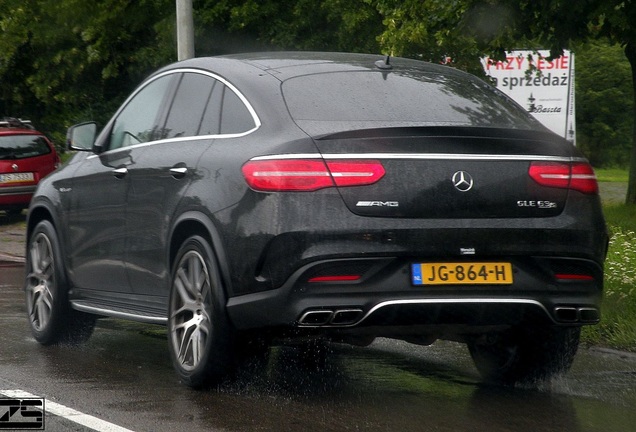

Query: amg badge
356,201,399,207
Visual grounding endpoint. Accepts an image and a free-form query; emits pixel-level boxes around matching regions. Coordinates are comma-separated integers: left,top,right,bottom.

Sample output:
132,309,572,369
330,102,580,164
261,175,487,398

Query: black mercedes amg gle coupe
25,52,608,387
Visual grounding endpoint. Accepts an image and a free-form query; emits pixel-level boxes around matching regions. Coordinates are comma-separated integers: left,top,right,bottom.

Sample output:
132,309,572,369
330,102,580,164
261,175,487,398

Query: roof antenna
375,55,392,70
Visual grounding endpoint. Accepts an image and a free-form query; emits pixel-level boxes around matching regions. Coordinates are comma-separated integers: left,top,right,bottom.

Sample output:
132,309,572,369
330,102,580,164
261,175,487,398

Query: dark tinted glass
283,70,541,134
220,86,255,134
0,135,51,159
198,81,224,135
110,75,174,150
167,77,255,137
163,73,216,139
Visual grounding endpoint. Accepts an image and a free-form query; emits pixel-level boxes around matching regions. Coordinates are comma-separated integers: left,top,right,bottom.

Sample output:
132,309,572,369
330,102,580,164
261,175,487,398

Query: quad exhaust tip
298,309,364,327
554,306,599,323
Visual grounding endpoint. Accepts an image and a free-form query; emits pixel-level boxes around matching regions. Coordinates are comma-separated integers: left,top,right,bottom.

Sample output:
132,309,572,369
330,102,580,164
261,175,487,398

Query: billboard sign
482,50,576,144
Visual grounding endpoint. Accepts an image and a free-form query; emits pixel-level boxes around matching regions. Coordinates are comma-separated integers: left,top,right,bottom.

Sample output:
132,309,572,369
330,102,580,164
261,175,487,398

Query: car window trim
140,68,261,135
93,68,261,157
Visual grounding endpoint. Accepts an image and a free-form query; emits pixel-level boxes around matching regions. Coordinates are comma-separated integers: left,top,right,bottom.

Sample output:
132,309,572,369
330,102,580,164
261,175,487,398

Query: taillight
308,275,361,283
528,161,598,194
242,159,385,192
570,163,599,194
326,160,386,187
554,273,595,281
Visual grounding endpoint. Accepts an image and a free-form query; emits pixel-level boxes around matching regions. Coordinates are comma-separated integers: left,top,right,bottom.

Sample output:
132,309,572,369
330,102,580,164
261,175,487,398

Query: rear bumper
226,255,603,335
0,185,36,207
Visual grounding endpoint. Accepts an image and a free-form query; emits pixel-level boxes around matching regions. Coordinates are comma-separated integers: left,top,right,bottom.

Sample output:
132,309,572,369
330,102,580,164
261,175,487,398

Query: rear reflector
555,274,595,281
308,275,361,283
528,161,598,194
242,159,385,192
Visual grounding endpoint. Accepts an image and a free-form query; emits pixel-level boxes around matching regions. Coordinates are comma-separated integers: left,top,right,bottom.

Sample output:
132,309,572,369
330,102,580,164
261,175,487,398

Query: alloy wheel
26,232,55,332
170,250,213,372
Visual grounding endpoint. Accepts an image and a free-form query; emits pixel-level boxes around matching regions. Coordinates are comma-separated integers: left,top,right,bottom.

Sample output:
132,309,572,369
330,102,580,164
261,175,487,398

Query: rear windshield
0,135,52,160
282,70,543,135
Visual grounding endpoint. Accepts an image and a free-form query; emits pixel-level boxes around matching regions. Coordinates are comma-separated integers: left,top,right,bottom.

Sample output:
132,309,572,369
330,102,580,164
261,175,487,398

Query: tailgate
314,127,574,219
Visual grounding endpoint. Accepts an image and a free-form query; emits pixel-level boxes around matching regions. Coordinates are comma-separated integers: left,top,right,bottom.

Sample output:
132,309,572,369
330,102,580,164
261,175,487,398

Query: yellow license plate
411,262,513,285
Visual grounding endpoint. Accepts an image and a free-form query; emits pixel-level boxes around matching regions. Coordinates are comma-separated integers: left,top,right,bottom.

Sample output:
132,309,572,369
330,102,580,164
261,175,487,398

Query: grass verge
594,167,629,182
581,203,636,352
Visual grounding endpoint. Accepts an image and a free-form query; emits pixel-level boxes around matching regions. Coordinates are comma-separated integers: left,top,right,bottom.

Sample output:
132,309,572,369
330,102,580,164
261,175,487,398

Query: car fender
26,160,84,277
168,210,234,298
26,195,67,267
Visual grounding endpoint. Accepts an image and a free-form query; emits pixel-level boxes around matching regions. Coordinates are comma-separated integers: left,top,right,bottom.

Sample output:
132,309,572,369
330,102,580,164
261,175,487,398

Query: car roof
162,51,468,85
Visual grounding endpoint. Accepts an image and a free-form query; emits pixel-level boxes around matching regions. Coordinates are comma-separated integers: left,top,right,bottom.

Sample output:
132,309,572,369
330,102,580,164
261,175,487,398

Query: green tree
193,0,383,55
0,0,176,144
576,39,634,168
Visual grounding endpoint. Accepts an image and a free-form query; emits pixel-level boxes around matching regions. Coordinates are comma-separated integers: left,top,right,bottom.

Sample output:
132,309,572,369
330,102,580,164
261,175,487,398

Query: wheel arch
26,200,66,263
168,211,233,297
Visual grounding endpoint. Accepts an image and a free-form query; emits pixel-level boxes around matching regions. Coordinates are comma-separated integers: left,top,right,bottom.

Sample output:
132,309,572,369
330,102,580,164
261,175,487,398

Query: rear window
282,70,542,135
0,135,51,160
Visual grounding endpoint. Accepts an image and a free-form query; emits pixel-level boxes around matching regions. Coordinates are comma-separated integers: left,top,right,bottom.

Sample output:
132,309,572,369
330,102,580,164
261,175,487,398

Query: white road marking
1,389,135,432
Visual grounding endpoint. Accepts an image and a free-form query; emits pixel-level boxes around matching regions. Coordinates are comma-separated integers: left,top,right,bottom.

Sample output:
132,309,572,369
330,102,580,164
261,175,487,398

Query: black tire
25,220,95,345
167,235,233,388
468,326,581,386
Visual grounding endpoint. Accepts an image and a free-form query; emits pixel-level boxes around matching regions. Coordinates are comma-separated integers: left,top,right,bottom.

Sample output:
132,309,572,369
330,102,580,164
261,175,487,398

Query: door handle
113,167,128,179
170,167,188,179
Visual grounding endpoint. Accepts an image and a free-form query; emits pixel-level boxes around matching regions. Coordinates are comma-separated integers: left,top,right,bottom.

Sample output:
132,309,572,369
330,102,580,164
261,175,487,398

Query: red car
0,118,59,215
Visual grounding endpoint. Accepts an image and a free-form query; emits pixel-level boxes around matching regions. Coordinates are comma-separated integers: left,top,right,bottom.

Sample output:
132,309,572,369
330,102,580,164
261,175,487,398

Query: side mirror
66,122,97,151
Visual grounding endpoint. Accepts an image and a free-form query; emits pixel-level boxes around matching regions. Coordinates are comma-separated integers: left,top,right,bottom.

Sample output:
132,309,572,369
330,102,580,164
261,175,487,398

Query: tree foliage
576,39,634,168
192,0,382,54
0,0,175,143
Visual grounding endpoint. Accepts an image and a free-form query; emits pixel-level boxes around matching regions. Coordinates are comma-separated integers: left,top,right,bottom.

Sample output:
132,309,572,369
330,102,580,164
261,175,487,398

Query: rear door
124,70,259,296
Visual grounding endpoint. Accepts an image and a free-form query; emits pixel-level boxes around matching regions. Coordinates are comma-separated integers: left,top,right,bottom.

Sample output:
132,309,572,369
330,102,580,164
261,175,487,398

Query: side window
163,73,216,139
220,86,256,134
198,81,224,135
109,75,174,150
162,73,256,138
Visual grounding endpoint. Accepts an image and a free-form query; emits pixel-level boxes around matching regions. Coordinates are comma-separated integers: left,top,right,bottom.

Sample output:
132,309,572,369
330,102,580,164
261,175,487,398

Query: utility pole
176,0,195,60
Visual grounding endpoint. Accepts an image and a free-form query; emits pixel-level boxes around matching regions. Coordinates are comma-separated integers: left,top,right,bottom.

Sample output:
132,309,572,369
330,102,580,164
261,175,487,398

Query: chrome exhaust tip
554,307,578,323
298,310,333,326
554,306,600,323
578,307,600,323
298,308,364,326
330,309,363,326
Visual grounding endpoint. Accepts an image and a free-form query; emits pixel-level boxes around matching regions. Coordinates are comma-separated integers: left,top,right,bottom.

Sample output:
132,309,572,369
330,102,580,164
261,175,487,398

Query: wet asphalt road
2,264,636,432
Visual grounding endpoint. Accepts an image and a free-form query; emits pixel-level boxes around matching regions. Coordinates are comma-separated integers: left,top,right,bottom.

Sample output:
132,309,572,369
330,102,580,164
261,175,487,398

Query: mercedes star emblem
452,170,474,192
